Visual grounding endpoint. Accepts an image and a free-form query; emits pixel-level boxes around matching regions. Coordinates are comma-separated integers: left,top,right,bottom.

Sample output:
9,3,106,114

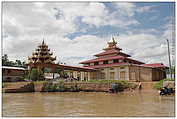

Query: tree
2,54,27,68
29,68,39,81
2,54,9,66
15,60,22,66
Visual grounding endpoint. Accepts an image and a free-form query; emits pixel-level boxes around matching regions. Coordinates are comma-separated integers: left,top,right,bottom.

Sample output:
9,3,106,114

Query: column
115,67,119,80
88,72,90,81
73,71,77,78
106,68,109,80
81,72,84,81
126,66,129,80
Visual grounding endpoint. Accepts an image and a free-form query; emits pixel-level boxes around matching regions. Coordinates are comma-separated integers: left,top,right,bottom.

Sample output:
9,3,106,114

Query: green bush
164,78,175,81
88,79,136,91
153,80,164,90
43,81,81,92
153,78,175,90
28,68,45,81
29,68,39,81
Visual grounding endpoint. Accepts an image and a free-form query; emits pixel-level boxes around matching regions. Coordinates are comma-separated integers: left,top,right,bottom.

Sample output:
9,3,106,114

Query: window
130,72,136,80
100,72,105,79
120,71,125,79
84,64,89,66
110,72,115,80
103,60,108,64
120,67,125,69
94,62,99,65
110,68,114,70
113,59,119,63
123,60,127,63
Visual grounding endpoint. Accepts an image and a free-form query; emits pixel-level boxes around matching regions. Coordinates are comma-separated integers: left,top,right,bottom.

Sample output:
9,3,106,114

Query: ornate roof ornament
28,39,56,64
108,35,117,44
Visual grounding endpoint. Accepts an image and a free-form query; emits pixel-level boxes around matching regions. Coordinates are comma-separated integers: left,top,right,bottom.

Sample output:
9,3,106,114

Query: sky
2,2,175,66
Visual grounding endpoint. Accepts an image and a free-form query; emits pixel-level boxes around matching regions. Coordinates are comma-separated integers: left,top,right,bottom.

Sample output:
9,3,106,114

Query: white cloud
2,2,173,67
114,3,136,17
136,5,155,13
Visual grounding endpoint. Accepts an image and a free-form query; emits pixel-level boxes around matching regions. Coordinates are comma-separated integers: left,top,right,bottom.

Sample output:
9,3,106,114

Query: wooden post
166,39,173,79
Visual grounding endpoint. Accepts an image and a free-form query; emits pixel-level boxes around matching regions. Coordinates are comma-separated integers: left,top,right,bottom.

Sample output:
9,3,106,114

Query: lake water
2,91,175,117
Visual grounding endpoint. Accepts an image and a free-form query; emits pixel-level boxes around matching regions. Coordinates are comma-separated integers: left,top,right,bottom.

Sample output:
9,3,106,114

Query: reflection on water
2,91,175,117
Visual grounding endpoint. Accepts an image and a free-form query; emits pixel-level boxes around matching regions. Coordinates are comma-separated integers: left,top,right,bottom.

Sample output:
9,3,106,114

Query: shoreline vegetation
3,78,175,93
42,80,138,92
153,78,175,90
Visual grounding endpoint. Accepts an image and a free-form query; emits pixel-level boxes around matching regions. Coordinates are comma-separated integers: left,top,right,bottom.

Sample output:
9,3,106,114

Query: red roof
125,57,144,64
94,49,130,57
141,63,167,68
80,55,125,64
84,62,128,68
59,64,96,70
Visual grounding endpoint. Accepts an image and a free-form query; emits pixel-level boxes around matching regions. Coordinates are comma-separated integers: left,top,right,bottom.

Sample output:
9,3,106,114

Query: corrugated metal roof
84,62,128,68
94,50,130,57
2,66,26,70
59,64,96,71
141,63,167,68
80,56,124,64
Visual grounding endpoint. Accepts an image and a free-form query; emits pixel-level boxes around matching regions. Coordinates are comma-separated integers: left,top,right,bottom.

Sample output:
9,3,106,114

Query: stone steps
132,82,158,90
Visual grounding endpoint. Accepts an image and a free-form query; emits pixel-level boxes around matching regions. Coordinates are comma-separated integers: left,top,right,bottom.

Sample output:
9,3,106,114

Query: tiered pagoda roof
94,36,130,57
80,36,144,68
28,40,56,64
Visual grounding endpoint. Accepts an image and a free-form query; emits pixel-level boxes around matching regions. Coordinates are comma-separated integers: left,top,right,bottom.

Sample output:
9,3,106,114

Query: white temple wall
99,61,103,65
81,72,84,81
108,60,113,64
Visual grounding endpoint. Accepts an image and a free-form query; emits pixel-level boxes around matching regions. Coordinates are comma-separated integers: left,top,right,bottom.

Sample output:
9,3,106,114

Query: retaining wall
3,81,158,93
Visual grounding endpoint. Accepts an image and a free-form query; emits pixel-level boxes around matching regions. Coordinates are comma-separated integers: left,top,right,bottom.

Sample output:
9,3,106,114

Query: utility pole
166,39,173,79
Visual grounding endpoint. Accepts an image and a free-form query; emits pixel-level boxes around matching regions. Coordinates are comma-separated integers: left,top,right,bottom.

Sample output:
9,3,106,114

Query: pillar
115,67,119,80
81,72,84,81
88,72,90,81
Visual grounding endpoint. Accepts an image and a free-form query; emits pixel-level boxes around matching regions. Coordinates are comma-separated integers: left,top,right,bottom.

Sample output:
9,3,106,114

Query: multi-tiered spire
103,36,122,51
28,39,56,64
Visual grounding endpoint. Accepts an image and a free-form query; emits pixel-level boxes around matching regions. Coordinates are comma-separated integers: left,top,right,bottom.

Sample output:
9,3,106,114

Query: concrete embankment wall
3,82,34,93
3,82,113,93
35,82,112,92
3,81,159,93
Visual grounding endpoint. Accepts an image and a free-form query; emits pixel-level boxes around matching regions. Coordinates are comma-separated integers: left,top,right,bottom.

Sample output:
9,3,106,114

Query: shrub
153,80,164,90
88,79,136,91
153,78,175,90
29,68,39,81
164,78,175,81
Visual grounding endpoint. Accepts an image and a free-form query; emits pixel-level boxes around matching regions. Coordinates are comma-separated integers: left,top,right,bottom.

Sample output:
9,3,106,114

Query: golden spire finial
108,35,117,44
42,38,45,45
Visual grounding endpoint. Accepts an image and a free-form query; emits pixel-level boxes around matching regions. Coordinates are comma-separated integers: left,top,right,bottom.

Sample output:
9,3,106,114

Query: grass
153,80,164,90
153,78,175,90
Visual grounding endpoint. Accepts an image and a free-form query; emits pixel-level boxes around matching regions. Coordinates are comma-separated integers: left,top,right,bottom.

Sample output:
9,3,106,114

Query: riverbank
2,80,158,93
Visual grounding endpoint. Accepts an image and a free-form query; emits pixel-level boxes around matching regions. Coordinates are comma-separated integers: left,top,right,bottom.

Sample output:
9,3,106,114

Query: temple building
27,40,95,80
2,66,27,82
27,37,167,81
80,36,167,81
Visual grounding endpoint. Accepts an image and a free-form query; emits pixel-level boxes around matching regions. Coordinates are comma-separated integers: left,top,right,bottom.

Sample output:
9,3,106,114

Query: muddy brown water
2,91,175,117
